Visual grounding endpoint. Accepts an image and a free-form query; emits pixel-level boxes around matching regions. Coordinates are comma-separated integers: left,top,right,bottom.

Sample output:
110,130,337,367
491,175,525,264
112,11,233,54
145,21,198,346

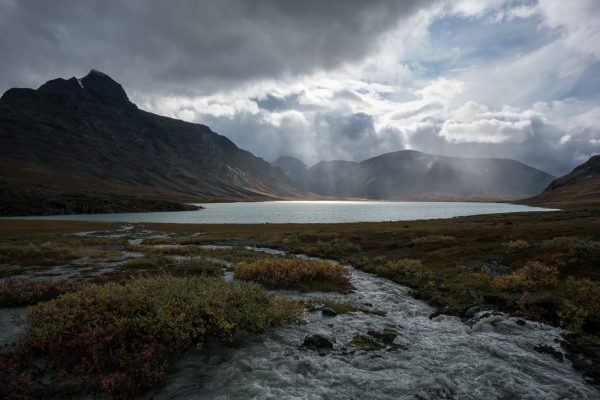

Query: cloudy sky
1,0,599,176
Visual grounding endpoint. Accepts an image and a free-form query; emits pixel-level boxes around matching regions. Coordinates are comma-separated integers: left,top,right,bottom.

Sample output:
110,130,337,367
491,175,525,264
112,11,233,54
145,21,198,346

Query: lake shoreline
1,200,559,224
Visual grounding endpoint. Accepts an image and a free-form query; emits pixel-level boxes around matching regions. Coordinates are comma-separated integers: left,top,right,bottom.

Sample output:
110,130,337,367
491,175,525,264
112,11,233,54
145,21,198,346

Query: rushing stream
1,227,597,399
152,250,598,400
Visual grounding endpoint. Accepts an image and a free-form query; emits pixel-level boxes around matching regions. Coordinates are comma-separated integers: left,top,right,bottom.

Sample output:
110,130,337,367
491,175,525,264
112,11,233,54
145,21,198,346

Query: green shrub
235,258,351,292
2,276,303,397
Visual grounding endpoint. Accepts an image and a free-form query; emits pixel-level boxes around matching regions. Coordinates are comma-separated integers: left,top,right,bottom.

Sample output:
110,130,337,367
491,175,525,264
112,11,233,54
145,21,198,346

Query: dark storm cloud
253,93,302,112
317,112,376,140
0,0,431,95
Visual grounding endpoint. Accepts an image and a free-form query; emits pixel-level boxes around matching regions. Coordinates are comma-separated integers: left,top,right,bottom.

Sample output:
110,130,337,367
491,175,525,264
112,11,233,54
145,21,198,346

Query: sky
1,0,599,176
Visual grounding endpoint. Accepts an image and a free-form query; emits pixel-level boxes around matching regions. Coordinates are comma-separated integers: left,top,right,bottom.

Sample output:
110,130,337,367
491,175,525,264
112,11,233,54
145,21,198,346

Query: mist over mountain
273,151,555,201
0,70,298,215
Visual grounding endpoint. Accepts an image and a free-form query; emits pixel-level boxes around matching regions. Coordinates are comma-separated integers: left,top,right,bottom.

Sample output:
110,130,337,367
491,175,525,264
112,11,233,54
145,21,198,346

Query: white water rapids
2,227,596,399
152,251,598,400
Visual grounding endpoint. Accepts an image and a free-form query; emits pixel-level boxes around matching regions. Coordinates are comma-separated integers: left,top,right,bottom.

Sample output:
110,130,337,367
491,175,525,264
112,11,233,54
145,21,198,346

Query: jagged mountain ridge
0,70,299,212
273,150,555,201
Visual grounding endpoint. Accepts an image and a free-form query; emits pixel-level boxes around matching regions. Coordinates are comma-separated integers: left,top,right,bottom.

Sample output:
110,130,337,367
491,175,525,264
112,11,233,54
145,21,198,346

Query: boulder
303,333,336,350
321,307,337,317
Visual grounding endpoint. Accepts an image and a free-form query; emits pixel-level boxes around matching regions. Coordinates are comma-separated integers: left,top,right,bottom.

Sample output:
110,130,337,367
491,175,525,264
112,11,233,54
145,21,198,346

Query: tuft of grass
235,258,351,293
0,278,81,307
375,258,431,282
122,254,169,269
165,257,224,277
290,238,361,259
1,276,303,398
410,235,455,246
503,240,529,249
0,239,123,267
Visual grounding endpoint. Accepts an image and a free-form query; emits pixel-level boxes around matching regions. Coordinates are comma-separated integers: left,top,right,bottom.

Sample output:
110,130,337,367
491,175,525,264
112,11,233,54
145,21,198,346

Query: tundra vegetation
0,276,303,397
235,258,351,292
0,209,599,395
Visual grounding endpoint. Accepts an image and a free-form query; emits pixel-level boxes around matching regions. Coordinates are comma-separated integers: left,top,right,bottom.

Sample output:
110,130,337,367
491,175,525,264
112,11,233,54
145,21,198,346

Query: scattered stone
321,307,337,317
303,333,336,350
534,344,564,361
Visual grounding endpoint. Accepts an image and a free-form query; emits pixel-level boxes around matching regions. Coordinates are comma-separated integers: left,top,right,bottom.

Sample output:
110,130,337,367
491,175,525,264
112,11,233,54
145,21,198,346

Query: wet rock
349,329,404,352
367,329,397,344
303,333,336,350
321,307,337,317
349,335,384,351
562,333,600,386
534,344,564,361
465,306,481,319
363,302,373,307
516,319,527,326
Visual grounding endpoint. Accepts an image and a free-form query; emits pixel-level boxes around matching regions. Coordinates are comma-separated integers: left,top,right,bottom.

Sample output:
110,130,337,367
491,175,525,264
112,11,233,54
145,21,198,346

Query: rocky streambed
152,251,598,399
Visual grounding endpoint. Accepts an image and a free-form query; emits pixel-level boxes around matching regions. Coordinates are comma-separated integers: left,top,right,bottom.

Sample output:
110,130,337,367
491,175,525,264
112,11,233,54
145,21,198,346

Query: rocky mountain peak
79,69,133,108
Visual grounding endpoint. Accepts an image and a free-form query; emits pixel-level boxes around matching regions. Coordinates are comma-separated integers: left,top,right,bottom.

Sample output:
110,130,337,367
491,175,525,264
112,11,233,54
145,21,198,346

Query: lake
8,201,556,224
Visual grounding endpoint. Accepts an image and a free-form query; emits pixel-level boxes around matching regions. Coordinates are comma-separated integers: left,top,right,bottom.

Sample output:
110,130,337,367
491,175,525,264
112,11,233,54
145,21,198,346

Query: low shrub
122,254,169,269
165,257,224,277
1,276,303,397
0,241,121,267
539,236,600,255
558,277,600,332
0,278,81,307
235,258,351,292
376,258,432,282
503,240,529,249
492,261,559,292
410,235,455,246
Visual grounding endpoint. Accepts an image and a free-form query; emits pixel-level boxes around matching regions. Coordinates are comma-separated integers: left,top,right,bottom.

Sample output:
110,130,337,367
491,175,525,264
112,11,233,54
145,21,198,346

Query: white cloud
440,102,537,143
132,0,600,176
537,0,600,57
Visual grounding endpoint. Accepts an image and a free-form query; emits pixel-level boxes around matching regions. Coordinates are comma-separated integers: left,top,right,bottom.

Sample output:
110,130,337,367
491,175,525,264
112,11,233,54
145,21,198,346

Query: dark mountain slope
525,155,600,208
0,70,299,215
275,151,555,201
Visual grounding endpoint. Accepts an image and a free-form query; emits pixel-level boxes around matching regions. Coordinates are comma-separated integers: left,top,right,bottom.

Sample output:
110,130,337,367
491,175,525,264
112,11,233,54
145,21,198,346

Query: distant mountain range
1,69,586,217
525,155,600,207
273,151,556,201
0,70,298,215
